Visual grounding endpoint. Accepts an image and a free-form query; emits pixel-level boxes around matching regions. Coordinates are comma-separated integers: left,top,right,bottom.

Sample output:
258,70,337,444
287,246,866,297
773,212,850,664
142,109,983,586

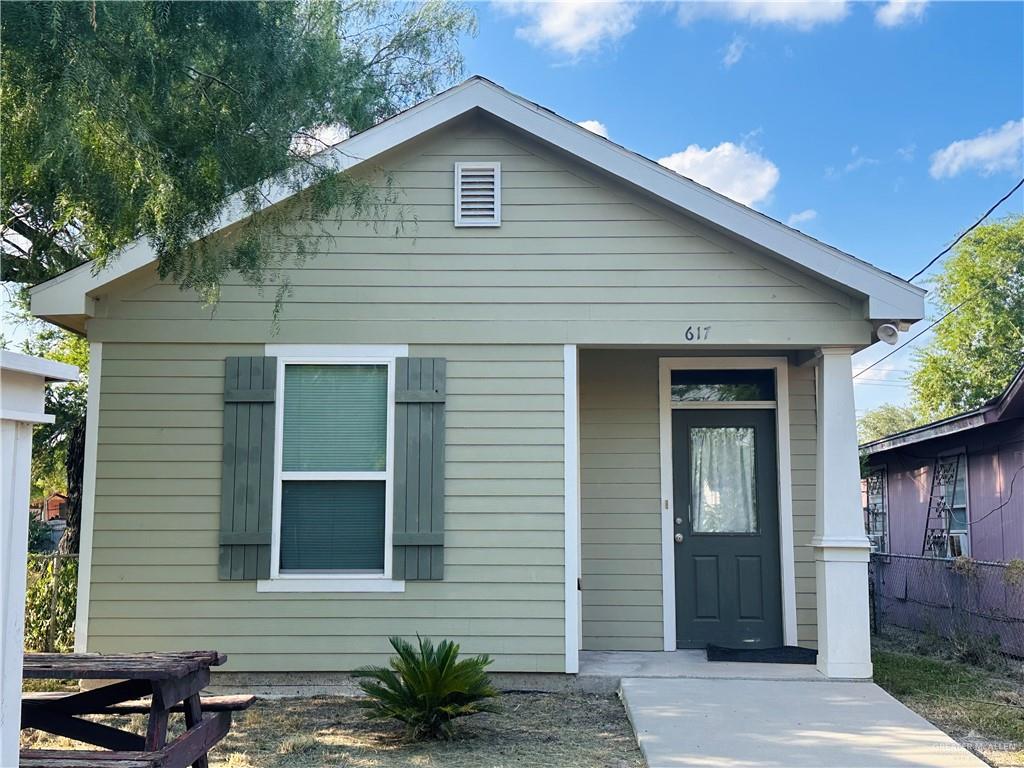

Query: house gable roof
30,76,925,329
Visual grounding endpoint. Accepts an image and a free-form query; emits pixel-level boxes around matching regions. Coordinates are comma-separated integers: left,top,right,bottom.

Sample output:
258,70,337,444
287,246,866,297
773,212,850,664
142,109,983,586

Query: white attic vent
454,162,501,227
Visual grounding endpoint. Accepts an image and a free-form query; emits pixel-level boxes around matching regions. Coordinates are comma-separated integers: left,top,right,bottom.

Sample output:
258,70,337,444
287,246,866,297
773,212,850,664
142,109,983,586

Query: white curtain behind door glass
690,427,757,533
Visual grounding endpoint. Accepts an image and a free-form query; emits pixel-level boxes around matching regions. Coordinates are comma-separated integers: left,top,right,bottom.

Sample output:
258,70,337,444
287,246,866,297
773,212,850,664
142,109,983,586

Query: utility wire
855,180,1023,377
968,464,1023,527
853,291,979,379
906,177,1024,283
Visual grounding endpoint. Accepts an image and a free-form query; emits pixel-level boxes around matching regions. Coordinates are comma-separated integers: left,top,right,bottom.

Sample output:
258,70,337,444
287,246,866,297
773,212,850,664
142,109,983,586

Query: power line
855,179,1023,375
969,464,1023,527
853,290,978,379
906,177,1024,282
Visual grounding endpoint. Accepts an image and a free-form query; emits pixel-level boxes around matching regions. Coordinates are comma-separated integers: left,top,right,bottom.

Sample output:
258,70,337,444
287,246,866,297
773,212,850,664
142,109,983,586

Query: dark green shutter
219,356,276,580
393,357,446,580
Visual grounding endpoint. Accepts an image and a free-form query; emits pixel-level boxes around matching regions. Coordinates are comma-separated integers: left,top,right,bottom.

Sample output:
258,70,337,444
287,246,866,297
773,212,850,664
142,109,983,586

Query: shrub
24,554,77,652
27,517,52,553
1004,559,1024,588
353,635,499,740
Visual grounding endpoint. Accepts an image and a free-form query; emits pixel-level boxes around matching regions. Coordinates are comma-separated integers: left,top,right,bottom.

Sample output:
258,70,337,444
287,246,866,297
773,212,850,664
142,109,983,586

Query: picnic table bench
20,651,253,768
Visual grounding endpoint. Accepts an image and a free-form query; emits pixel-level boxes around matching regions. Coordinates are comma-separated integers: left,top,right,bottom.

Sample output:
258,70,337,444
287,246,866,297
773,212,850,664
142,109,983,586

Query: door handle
674,533,683,543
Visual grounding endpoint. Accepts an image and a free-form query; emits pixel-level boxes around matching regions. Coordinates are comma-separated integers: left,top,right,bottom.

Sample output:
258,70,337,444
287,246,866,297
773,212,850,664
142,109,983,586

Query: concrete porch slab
620,677,986,768
581,650,828,681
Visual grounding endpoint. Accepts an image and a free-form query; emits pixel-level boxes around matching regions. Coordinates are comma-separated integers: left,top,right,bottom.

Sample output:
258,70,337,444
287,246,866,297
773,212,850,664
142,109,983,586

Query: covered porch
564,345,872,680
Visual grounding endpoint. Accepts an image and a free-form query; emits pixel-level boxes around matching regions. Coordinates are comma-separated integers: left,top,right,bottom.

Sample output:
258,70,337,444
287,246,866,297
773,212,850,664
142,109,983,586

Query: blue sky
461,0,1024,413
4,2,1021,416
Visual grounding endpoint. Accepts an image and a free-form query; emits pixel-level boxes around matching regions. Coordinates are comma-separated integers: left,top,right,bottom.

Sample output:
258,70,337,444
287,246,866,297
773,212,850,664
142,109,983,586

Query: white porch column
0,352,78,766
813,348,872,679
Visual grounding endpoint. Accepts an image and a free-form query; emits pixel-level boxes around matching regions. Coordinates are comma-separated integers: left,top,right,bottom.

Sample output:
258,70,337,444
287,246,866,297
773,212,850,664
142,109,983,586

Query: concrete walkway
620,677,988,768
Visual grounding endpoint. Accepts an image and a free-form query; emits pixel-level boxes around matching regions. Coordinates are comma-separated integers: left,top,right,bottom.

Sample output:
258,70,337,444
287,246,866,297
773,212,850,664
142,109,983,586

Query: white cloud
786,209,817,227
499,1,639,57
826,145,879,178
658,142,780,207
875,1,928,28
577,119,609,138
897,142,916,161
844,156,878,172
930,119,1024,179
679,1,849,31
723,35,747,68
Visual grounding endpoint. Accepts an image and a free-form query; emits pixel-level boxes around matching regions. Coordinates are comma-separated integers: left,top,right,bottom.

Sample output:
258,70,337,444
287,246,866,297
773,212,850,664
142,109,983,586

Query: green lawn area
873,648,1024,767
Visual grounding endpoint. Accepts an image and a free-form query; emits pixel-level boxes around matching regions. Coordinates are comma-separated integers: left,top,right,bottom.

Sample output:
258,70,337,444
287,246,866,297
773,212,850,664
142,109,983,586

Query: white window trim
671,400,777,411
258,343,408,593
658,357,797,650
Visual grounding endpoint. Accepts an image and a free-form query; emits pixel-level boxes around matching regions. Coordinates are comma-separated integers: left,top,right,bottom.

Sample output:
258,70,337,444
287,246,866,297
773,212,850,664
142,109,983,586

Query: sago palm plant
353,635,499,740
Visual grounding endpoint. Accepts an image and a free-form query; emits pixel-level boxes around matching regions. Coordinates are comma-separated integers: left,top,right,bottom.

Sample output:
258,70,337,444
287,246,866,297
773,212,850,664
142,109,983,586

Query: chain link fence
25,553,78,653
870,552,1024,658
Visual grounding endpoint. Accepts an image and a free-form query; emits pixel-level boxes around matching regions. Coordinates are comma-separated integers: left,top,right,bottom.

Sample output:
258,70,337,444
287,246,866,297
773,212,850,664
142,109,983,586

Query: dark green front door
672,409,783,649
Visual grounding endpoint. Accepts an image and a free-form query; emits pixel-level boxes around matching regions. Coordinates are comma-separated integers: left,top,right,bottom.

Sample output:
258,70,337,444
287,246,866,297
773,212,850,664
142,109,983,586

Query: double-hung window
863,468,888,553
936,452,970,557
266,348,402,588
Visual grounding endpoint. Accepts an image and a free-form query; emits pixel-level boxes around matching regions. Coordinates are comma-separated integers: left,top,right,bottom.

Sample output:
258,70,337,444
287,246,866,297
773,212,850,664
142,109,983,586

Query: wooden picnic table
20,651,252,768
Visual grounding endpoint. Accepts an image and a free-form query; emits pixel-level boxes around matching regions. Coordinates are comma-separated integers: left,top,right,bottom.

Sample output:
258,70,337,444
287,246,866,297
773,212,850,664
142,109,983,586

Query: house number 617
685,325,711,341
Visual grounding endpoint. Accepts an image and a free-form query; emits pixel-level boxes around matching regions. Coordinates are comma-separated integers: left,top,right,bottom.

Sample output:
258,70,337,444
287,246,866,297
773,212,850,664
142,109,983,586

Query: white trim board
31,78,924,326
73,342,101,653
563,344,581,674
657,357,798,651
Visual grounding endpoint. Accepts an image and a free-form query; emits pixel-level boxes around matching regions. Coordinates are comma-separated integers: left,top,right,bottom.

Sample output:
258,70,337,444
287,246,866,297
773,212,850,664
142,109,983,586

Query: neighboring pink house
860,366,1024,563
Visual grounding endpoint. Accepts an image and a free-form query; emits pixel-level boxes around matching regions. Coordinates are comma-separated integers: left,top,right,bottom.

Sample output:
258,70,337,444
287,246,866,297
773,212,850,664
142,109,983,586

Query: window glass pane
690,426,757,533
280,480,385,572
953,465,968,508
949,507,968,533
283,364,387,471
672,370,775,402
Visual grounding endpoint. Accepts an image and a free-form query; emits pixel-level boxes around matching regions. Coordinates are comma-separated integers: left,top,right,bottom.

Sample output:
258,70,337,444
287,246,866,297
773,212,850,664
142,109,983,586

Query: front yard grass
873,647,1024,767
22,690,644,768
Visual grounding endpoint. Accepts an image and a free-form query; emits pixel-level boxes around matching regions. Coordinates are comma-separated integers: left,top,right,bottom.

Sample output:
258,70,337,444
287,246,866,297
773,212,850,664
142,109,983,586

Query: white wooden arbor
0,350,78,766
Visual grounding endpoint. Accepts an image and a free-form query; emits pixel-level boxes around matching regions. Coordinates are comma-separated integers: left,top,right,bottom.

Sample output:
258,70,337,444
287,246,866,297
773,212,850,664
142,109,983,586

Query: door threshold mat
706,645,817,664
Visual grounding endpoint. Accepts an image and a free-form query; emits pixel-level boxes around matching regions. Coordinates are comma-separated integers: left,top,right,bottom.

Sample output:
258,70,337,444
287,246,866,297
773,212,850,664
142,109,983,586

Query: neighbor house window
863,468,888,553
936,452,970,557
278,361,392,574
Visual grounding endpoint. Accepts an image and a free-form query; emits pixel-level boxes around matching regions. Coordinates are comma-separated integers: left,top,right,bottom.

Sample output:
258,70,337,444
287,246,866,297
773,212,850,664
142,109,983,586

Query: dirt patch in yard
22,690,644,768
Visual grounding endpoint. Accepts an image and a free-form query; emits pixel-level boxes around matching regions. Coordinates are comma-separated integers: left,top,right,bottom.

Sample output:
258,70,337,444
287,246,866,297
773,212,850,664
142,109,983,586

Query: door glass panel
672,370,775,402
689,426,757,533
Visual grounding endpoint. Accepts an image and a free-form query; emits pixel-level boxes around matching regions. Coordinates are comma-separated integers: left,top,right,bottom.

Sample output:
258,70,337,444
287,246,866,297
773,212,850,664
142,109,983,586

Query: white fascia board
29,78,925,323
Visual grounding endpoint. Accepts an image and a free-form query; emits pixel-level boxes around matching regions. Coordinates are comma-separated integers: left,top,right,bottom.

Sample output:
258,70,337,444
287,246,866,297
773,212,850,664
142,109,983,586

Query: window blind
280,480,385,572
282,364,387,472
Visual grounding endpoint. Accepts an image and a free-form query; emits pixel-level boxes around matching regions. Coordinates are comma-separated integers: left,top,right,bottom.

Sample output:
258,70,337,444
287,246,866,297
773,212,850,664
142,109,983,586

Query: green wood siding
89,342,565,673
91,115,871,348
81,115,853,672
789,363,819,647
579,349,818,651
